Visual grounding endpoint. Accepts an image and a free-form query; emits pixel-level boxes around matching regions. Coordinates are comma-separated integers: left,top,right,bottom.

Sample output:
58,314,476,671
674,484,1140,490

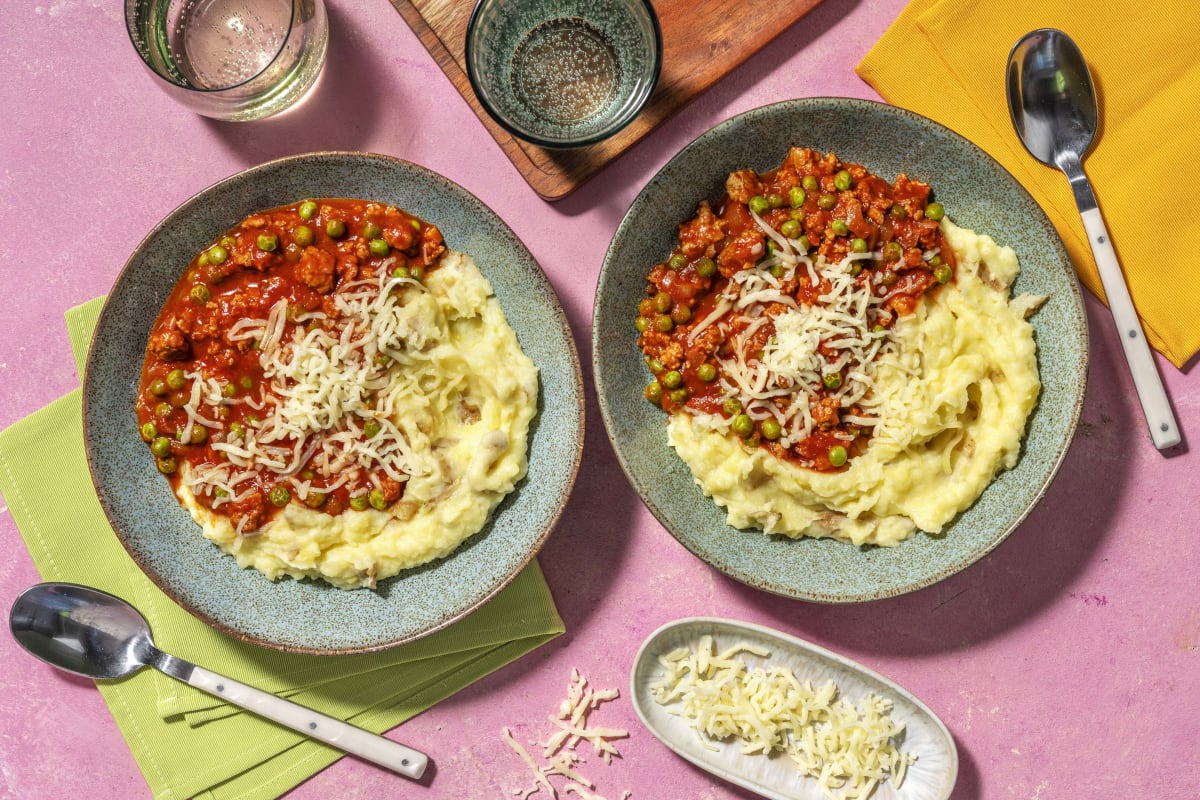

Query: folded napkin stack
0,298,565,799
858,0,1200,367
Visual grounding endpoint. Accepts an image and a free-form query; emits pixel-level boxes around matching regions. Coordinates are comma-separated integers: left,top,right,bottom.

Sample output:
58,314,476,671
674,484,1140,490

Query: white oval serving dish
630,617,958,799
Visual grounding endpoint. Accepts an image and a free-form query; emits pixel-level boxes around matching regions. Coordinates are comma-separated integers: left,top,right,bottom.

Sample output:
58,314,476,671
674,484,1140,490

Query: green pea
166,369,187,389
635,316,651,333
228,421,245,439
889,204,907,220
207,245,228,265
369,238,391,257
298,200,318,220
363,419,382,438
668,253,687,271
723,397,742,416
818,193,836,211
368,488,388,510
883,241,903,261
878,271,898,286
151,436,171,457
789,186,807,208
149,379,167,397
823,372,843,390
696,257,717,278
156,457,177,474
767,194,784,209
393,266,411,280
654,315,674,333
850,237,868,253
646,357,664,374
220,236,235,248
409,265,425,282
301,469,315,481
850,263,863,277
780,219,801,239
668,388,689,404
155,402,172,418
802,175,819,192
928,254,943,267
409,218,421,231
834,170,852,191
350,494,370,511
828,445,848,468
197,251,210,268
293,225,315,247
189,426,207,444
831,219,850,236
304,491,326,508
671,305,692,325
222,382,237,398
268,485,291,506
935,265,953,284
190,284,211,304
168,392,188,408
362,222,382,240
140,421,157,442
748,196,770,215
326,219,346,238
257,233,279,252
760,418,782,440
697,363,717,382
770,263,786,278
732,414,754,437
925,202,945,221
766,240,778,256
654,292,672,313
644,381,663,404
239,375,254,390
796,235,811,252
661,370,682,389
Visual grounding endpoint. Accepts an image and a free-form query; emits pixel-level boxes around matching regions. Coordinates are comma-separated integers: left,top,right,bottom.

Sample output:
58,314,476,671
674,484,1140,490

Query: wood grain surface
389,0,825,200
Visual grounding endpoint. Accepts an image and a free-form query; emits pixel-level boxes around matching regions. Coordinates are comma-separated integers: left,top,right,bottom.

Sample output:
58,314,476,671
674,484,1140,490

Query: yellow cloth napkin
0,298,565,800
857,0,1200,367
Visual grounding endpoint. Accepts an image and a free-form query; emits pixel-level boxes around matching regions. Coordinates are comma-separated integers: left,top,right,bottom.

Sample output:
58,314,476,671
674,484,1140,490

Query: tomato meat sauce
636,148,955,472
136,199,446,532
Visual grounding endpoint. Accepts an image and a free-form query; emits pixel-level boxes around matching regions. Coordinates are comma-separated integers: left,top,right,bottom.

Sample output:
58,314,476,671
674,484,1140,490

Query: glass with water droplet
125,0,328,121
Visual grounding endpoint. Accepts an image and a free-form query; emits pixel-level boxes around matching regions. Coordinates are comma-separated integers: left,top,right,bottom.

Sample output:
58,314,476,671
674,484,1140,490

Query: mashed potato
177,251,538,588
667,221,1041,546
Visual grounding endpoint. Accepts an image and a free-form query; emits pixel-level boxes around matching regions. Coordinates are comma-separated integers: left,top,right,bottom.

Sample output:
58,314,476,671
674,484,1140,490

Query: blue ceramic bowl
465,0,661,148
593,98,1088,603
84,152,584,653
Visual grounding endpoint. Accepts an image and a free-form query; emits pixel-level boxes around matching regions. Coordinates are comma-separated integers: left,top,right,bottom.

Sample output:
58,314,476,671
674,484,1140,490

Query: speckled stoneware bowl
465,0,661,148
84,152,584,654
632,618,958,799
593,98,1088,603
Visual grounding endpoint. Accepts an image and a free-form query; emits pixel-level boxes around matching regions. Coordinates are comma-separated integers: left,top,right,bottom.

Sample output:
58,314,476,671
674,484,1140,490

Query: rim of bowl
463,0,663,149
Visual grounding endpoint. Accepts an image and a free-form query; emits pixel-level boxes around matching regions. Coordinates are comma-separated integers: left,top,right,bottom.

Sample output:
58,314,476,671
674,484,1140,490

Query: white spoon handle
186,664,428,780
1078,205,1180,449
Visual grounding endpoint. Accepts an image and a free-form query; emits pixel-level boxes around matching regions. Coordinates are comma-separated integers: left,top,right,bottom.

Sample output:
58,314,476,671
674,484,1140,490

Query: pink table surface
2,1,1198,798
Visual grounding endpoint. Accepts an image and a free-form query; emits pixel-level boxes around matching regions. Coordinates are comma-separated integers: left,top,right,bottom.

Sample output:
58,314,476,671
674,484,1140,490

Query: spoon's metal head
1006,28,1099,168
9,582,154,680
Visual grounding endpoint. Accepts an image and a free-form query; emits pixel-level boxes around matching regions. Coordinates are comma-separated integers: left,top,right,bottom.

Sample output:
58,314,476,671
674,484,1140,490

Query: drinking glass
125,0,329,122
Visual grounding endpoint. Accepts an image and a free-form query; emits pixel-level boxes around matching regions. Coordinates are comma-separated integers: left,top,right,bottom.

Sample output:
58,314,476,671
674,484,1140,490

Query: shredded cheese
650,636,916,800
503,670,631,800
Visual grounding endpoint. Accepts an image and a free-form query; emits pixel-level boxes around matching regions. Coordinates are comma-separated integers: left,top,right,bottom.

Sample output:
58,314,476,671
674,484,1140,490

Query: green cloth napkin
0,298,565,800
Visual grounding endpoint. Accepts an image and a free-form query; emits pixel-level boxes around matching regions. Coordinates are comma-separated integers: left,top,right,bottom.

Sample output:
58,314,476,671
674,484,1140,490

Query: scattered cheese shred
503,670,631,800
650,636,916,800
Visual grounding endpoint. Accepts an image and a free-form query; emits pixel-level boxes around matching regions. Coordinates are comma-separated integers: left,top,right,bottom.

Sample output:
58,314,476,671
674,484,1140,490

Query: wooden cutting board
390,0,825,200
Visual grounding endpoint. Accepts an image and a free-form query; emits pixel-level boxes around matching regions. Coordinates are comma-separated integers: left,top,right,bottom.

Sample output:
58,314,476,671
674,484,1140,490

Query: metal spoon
9,582,429,780
1007,28,1180,450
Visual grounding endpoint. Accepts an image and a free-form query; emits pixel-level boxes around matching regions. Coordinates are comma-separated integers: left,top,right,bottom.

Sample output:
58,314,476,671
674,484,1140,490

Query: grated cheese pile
181,266,441,528
650,636,916,800
502,670,631,800
686,209,901,448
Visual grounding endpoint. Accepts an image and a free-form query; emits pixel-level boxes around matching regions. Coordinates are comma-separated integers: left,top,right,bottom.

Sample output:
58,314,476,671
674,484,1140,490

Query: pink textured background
2,1,1197,798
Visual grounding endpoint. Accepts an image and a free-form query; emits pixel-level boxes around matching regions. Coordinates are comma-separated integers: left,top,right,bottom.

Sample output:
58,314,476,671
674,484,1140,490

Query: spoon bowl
1007,29,1180,450
10,582,429,780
